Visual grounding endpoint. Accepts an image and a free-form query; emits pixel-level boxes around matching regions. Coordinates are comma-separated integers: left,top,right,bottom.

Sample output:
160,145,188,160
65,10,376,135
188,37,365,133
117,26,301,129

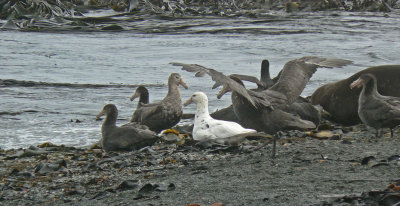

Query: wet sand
1,121,399,205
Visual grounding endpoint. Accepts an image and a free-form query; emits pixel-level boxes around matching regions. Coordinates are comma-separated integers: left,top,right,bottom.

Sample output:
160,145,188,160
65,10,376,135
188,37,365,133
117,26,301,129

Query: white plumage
184,92,257,141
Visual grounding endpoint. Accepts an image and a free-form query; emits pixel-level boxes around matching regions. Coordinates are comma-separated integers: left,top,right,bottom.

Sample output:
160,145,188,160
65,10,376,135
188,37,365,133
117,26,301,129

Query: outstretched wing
171,62,258,108
230,74,266,89
269,56,352,104
299,56,353,68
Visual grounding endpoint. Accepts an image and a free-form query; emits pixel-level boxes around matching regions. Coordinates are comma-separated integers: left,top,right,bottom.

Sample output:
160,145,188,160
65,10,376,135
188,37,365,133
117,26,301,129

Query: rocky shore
1,120,399,205
1,1,400,205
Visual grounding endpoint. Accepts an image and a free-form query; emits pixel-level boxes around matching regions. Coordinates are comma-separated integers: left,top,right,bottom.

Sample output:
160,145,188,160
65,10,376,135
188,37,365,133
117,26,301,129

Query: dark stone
138,183,157,194
117,180,140,191
9,168,19,176
34,159,67,174
101,24,124,31
361,156,375,165
155,183,175,191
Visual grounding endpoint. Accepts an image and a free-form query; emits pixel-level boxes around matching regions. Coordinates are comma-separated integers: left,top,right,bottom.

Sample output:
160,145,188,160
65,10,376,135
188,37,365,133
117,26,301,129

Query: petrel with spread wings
172,56,352,134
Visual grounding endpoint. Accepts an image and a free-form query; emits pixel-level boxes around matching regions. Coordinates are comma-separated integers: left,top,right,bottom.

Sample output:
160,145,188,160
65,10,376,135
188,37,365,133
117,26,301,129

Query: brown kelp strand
1,0,400,31
0,79,164,88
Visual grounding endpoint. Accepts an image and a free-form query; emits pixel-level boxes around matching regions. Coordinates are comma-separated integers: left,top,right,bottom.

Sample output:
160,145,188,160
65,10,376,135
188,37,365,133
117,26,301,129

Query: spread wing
171,62,258,108
230,74,266,88
299,56,353,68
269,56,352,104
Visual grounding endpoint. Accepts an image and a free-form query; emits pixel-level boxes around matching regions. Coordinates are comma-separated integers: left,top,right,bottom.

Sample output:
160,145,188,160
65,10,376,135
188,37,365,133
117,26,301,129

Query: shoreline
1,121,399,205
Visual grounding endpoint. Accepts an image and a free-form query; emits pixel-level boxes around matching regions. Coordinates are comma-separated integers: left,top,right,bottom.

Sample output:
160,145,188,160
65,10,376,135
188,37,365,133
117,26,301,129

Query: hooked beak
350,78,362,89
212,82,222,89
130,91,139,101
96,109,105,119
183,97,192,107
180,78,188,89
217,85,231,99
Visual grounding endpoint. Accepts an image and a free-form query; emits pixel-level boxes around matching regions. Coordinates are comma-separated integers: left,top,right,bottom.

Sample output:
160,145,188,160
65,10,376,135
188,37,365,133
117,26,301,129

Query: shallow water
1,11,399,149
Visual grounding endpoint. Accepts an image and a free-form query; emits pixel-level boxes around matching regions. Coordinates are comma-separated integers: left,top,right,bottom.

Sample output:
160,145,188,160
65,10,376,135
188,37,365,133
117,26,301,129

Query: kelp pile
0,0,73,20
0,0,74,30
1,0,400,31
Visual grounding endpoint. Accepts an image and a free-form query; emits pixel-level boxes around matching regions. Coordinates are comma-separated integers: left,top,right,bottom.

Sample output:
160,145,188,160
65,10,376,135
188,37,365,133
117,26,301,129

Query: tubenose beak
180,78,188,89
130,91,139,101
96,109,105,119
212,82,222,89
350,78,362,89
217,84,231,99
183,97,192,107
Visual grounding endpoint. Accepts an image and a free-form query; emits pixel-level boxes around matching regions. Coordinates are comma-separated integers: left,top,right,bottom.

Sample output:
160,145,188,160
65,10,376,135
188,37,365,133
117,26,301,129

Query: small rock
155,183,175,191
9,168,20,176
28,145,39,150
63,185,85,196
138,182,175,193
388,155,400,162
34,159,67,174
317,123,333,131
380,194,400,206
101,24,123,31
116,180,140,191
133,193,147,200
361,156,376,165
138,183,157,194
16,149,44,158
341,138,353,144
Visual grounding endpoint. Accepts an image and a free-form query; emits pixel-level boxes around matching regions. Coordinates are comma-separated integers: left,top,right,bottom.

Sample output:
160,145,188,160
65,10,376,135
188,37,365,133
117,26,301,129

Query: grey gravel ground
1,122,400,206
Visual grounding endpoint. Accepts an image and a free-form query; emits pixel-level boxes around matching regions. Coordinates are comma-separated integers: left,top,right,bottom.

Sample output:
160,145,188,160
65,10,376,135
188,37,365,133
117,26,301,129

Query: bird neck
103,112,117,128
167,83,180,98
260,61,271,83
362,78,378,96
139,92,149,104
195,101,210,119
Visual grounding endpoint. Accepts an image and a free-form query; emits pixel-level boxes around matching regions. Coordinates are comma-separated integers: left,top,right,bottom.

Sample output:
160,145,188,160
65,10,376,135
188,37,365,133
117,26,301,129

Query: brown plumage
350,73,400,137
97,104,159,152
130,73,188,133
311,65,400,125
172,56,352,134
210,59,321,125
214,59,278,91
130,85,149,121
130,85,149,104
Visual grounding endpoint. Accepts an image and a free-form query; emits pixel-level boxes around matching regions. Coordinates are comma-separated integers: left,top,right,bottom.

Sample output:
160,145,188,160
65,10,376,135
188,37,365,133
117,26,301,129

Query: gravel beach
1,1,400,205
1,121,399,205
